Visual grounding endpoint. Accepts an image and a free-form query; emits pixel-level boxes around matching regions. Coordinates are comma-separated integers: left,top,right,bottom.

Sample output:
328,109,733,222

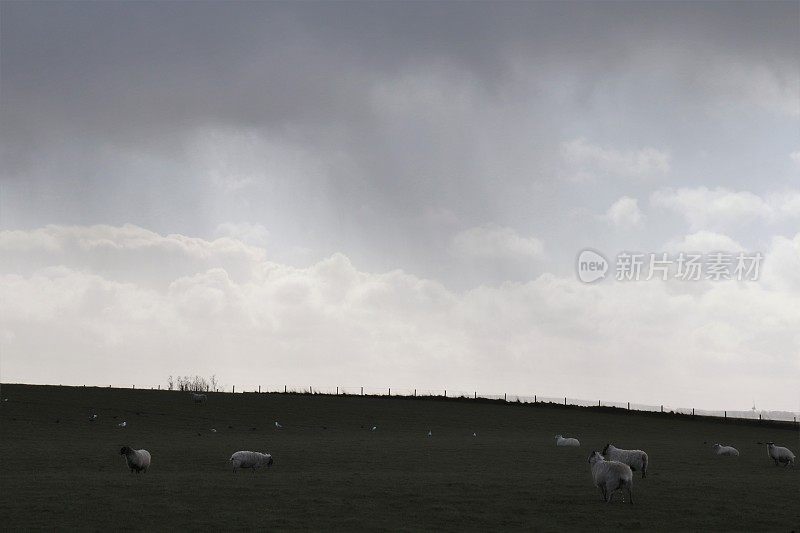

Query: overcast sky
1,1,798,411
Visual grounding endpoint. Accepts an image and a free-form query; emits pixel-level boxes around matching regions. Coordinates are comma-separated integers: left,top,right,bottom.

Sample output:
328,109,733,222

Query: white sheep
603,443,648,478
588,451,634,504
229,451,274,473
118,421,127,428
555,435,580,447
712,443,739,456
191,393,207,403
765,442,795,467
274,421,283,429
120,446,151,473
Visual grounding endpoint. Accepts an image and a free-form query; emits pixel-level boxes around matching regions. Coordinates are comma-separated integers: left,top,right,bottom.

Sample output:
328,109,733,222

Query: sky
1,1,798,411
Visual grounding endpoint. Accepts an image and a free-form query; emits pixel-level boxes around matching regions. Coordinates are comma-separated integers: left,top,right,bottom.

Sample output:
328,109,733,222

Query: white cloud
0,224,798,411
215,222,270,247
560,138,670,181
651,187,800,229
790,150,800,166
450,224,544,260
605,196,644,228
663,231,745,254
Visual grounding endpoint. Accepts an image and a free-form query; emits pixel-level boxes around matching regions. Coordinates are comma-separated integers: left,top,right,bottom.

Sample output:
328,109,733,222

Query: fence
150,383,797,423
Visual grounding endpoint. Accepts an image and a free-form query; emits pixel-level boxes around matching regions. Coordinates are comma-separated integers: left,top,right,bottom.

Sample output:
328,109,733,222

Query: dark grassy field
0,384,797,531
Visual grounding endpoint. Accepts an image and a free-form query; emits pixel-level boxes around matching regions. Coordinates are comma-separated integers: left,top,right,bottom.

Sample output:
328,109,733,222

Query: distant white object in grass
229,451,273,472
603,443,648,478
589,451,633,504
712,443,739,456
274,421,283,429
89,414,98,421
191,393,208,403
210,428,217,433
2,398,7,402
120,446,151,473
427,430,432,437
555,435,580,447
118,421,127,428
472,432,477,437
765,442,795,467
371,426,377,431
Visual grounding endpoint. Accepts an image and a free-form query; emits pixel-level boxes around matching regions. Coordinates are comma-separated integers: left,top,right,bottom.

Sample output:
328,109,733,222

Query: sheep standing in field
588,451,634,504
603,443,648,478
712,444,739,456
555,435,580,447
765,442,795,467
120,446,151,474
229,451,273,473
118,421,127,428
191,393,207,404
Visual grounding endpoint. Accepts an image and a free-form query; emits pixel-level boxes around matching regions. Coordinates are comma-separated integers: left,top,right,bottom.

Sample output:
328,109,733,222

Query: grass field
0,384,797,531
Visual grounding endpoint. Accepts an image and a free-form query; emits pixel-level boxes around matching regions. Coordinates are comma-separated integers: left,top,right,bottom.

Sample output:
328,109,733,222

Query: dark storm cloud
1,1,798,278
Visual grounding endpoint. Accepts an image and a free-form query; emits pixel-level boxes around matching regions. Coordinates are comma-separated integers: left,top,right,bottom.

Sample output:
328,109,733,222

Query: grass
0,384,798,531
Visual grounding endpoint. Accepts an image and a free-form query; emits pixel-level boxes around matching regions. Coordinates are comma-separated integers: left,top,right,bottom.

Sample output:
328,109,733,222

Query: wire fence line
125,382,799,423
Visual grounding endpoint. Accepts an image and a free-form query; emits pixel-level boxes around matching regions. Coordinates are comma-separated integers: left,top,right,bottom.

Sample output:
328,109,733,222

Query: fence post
284,385,287,393
336,386,339,395
444,390,447,397
233,385,235,393
389,388,391,396
258,385,261,393
627,402,630,410
158,385,160,390
361,387,364,396
414,389,417,396
534,394,537,403
724,410,727,418
474,391,477,399
564,397,567,406
504,393,507,401
692,408,694,416
660,405,663,412
133,385,135,389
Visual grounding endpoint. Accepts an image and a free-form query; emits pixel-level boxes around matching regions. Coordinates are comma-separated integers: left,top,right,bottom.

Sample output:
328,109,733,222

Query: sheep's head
588,451,603,464
267,455,274,468
602,443,611,455
119,446,131,455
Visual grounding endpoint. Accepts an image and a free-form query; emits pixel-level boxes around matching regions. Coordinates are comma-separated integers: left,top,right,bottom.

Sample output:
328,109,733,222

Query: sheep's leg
599,487,606,502
627,485,634,505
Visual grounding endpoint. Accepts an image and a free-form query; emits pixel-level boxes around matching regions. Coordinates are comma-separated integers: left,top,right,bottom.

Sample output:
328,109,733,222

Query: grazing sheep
427,430,432,437
118,421,127,428
89,414,98,422
371,426,377,431
191,393,207,404
765,442,795,467
603,443,648,478
229,451,273,473
555,435,580,447
120,446,151,473
712,444,739,457
210,428,217,433
588,451,634,504
274,421,283,429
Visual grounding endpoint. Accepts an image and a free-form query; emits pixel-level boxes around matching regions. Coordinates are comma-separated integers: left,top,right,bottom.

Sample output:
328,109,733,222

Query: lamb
588,451,634,504
603,443,648,478
765,442,795,467
712,444,739,456
191,393,207,403
119,446,151,473
555,435,580,447
229,451,274,473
